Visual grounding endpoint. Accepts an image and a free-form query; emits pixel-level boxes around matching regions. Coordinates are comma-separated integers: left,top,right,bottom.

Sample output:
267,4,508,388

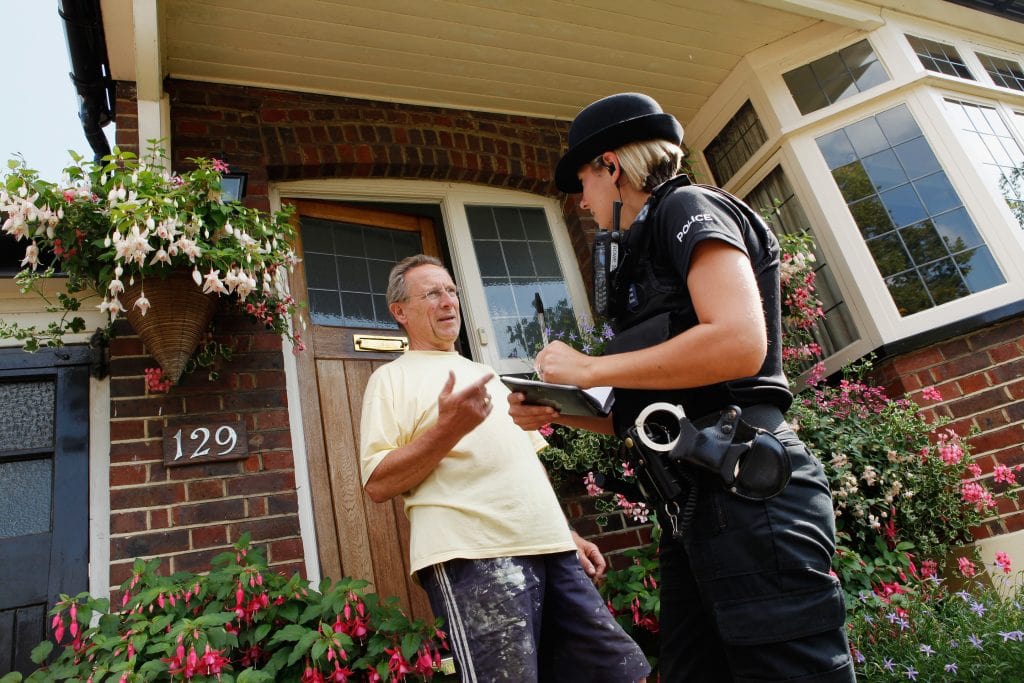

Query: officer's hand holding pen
534,340,593,386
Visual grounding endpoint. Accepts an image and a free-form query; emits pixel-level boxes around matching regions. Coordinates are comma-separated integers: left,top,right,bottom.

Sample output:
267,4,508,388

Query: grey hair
386,254,446,306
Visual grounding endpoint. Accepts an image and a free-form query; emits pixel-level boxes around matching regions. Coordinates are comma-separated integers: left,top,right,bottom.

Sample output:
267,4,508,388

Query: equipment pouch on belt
627,403,791,502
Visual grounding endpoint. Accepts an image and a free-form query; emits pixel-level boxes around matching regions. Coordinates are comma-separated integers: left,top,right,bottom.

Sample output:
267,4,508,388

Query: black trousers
658,423,856,682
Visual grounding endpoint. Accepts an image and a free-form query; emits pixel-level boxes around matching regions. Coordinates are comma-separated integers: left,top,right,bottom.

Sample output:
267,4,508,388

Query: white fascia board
748,0,884,31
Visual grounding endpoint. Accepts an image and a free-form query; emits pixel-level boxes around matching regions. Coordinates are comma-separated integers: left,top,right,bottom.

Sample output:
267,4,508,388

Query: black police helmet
555,92,684,193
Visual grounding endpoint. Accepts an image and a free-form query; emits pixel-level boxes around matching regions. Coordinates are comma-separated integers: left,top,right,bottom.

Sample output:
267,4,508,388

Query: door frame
0,345,90,674
283,198,442,612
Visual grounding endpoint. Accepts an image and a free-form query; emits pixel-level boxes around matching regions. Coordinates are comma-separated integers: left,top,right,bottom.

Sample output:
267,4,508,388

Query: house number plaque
163,420,249,466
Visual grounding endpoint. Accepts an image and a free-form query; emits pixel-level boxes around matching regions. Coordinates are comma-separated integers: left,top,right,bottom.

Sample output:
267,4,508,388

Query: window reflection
816,104,1004,315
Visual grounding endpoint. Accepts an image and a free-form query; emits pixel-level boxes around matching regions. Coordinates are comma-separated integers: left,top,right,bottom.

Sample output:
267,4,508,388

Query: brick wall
105,305,305,588
870,315,1024,539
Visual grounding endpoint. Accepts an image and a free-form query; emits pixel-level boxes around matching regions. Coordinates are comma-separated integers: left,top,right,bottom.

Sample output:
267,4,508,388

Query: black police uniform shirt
604,175,792,435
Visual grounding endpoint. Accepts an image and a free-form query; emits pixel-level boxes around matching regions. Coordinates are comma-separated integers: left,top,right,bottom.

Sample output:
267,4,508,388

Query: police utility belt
603,402,792,539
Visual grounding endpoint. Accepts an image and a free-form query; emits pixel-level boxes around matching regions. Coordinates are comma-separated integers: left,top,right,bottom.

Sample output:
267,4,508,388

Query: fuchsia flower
957,556,977,578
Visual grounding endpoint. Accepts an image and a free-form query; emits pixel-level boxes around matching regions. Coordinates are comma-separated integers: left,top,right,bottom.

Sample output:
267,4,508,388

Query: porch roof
97,0,1023,130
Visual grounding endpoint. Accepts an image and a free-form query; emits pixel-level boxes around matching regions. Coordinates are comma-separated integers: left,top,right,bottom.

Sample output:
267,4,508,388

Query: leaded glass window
783,39,889,115
906,35,974,79
466,206,577,361
704,101,767,186
816,104,1004,316
743,167,858,368
303,218,422,328
943,98,1024,227
976,53,1024,91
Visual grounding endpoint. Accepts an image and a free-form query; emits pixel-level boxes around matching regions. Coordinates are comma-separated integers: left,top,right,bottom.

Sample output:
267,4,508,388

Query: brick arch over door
115,79,599,292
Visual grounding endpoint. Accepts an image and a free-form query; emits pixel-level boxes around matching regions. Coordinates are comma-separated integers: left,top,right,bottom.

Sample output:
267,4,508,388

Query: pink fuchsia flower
919,559,938,578
212,159,230,173
920,386,942,401
994,551,1012,574
957,556,977,578
538,424,554,437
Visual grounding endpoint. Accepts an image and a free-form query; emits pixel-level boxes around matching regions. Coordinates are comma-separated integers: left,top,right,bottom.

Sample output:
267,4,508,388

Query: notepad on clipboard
500,375,615,417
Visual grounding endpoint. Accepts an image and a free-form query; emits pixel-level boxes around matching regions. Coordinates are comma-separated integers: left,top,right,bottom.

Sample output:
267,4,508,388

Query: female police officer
508,93,855,682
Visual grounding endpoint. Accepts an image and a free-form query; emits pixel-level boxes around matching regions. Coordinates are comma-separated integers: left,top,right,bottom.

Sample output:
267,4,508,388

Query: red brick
989,357,1024,385
110,483,186,510
248,496,268,517
110,511,148,535
1000,510,1024,533
970,423,1024,455
889,348,944,376
267,493,298,515
172,547,225,574
110,464,149,487
931,352,992,382
173,498,247,526
109,440,164,464
988,341,1022,364
225,471,295,497
968,319,1024,352
946,387,1012,418
260,450,295,470
183,394,224,414
957,372,990,396
270,560,307,580
111,529,191,560
112,396,184,419
1009,379,1024,401
249,429,292,451
191,525,229,549
253,409,290,431
592,528,645,553
150,508,172,529
110,420,146,441
269,537,304,563
187,479,226,501
230,515,302,542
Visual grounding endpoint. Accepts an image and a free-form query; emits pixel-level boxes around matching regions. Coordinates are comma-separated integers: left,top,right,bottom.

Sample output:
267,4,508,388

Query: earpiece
601,161,616,175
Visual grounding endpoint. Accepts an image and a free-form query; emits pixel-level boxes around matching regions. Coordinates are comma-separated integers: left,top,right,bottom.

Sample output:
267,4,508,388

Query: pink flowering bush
0,144,304,372
7,534,448,682
787,360,1020,598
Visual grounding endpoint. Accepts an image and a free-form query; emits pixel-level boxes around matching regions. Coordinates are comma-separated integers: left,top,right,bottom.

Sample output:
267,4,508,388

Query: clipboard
500,375,614,417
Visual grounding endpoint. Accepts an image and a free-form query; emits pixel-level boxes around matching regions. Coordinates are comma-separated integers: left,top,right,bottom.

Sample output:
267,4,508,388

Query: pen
533,292,549,347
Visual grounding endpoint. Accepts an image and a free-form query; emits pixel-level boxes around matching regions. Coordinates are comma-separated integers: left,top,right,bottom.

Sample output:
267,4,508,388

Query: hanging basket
122,270,219,384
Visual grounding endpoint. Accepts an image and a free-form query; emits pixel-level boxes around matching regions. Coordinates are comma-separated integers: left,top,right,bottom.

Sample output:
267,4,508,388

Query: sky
0,2,104,181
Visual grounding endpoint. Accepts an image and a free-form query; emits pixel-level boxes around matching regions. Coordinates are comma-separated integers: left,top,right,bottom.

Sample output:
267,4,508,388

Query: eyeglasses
411,285,460,303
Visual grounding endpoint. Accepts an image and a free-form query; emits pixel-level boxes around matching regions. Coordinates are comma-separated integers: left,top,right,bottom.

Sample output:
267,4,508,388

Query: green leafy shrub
3,534,448,683
848,565,1024,680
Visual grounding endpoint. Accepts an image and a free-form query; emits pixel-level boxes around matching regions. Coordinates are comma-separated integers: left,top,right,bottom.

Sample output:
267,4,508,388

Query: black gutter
59,0,115,160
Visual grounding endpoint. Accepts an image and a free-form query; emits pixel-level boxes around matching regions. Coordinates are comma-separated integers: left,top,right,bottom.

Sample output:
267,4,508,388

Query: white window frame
269,178,591,375
689,19,1024,371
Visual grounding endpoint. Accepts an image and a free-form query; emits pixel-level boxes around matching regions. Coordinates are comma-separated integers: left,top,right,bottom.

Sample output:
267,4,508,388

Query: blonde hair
591,139,684,192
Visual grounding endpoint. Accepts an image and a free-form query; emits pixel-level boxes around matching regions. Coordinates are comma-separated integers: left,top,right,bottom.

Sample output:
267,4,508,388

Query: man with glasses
359,254,650,683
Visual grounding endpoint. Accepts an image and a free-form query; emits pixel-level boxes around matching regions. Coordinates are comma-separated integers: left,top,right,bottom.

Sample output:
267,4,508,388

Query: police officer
508,93,855,682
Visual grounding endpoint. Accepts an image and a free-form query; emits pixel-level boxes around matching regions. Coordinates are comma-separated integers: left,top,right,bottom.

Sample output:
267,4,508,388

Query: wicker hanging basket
122,270,219,384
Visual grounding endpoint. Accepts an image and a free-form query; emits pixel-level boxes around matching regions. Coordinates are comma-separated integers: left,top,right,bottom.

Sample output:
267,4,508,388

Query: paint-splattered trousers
420,551,651,682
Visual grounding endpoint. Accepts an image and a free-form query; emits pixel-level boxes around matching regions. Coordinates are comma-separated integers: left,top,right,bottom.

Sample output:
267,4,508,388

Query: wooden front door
288,200,439,621
0,348,89,675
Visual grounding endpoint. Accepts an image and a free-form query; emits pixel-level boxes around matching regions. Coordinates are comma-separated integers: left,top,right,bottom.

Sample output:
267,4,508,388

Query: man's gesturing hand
436,370,494,438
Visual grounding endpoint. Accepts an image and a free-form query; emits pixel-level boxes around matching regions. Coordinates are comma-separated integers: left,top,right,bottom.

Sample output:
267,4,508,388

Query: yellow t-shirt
359,350,576,574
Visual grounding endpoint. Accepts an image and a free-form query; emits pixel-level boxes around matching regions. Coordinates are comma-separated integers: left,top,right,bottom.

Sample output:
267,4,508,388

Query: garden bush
2,534,448,683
